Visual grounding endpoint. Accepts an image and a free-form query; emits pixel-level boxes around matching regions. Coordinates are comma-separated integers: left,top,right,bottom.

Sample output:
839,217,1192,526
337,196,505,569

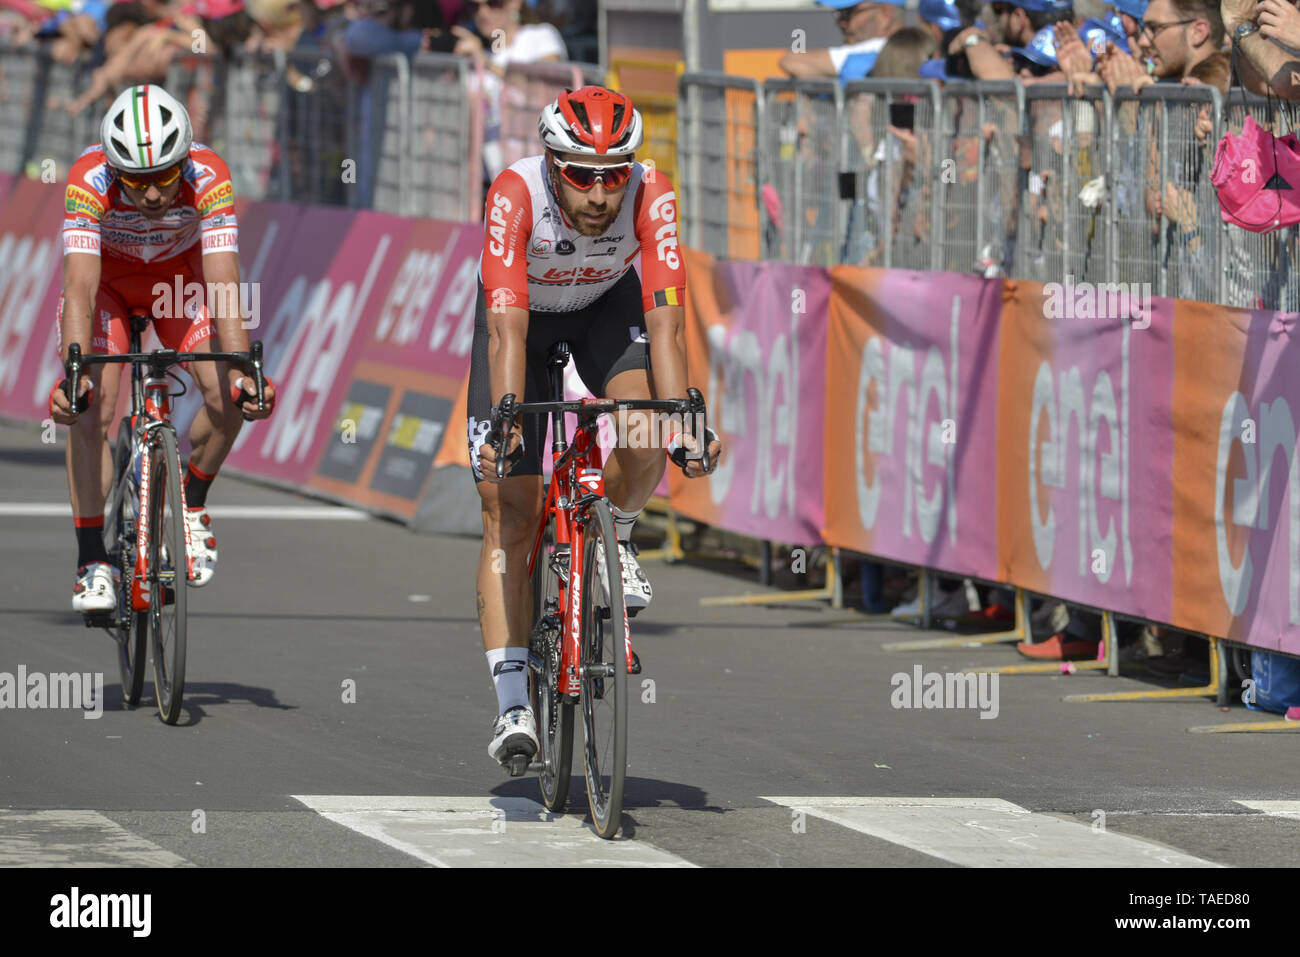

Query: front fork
558,490,635,697
129,418,192,611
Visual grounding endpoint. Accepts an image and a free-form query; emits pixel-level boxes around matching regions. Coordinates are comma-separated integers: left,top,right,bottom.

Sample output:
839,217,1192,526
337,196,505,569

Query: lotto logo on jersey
66,186,104,217
647,190,679,270
542,266,614,281
487,192,516,267
197,181,234,217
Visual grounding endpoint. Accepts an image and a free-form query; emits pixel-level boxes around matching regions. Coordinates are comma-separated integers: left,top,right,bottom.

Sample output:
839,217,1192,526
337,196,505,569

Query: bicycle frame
127,331,191,613
528,413,632,697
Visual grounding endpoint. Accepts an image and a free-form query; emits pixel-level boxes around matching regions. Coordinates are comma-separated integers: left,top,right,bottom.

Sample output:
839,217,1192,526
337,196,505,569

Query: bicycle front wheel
579,499,627,839
105,417,146,706
147,426,187,725
530,517,574,811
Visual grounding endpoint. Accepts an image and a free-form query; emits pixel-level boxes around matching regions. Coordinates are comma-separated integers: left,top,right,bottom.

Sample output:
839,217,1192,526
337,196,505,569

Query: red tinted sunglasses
553,157,634,191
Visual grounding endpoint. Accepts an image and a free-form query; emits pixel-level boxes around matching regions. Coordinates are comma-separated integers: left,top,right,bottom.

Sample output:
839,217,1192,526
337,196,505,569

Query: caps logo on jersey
555,239,575,255
487,191,516,267
66,186,104,217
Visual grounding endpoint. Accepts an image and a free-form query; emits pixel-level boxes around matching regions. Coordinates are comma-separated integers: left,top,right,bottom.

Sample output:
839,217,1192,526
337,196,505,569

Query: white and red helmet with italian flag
538,86,644,157
100,84,193,173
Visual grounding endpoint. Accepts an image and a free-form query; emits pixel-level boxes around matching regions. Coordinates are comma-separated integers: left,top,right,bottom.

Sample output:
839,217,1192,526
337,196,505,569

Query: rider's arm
633,171,687,400
481,168,533,405
201,248,247,389
60,253,100,363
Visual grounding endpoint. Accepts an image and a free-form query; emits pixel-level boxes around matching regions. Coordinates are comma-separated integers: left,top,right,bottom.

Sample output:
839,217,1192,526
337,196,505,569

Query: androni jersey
478,155,685,314
62,143,238,263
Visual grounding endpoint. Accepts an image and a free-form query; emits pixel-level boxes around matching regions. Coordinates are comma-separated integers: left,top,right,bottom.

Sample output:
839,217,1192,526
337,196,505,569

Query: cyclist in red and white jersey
468,86,722,765
49,83,276,613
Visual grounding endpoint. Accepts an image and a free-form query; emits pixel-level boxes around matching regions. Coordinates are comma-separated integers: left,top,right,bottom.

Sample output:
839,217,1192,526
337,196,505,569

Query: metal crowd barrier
409,53,475,222
841,78,943,270
1109,83,1223,302
677,72,762,262
1011,83,1110,285
759,76,845,267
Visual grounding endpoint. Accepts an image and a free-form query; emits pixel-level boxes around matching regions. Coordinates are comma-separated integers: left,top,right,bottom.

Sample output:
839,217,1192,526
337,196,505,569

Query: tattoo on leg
476,591,486,626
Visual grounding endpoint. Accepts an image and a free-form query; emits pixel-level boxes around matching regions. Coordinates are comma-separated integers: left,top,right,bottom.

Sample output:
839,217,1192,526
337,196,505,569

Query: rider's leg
184,342,243,495
475,475,546,653
600,367,668,523
66,360,122,565
60,294,125,567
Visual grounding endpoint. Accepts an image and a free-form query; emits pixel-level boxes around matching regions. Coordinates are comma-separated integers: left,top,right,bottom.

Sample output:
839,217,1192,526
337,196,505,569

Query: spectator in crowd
531,0,595,63
943,0,1073,80
778,0,903,83
1222,0,1300,97
451,0,566,75
454,0,567,184
340,0,456,58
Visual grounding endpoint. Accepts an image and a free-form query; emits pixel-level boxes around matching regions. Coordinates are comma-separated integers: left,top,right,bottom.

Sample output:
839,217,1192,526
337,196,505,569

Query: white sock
486,647,529,714
612,505,640,544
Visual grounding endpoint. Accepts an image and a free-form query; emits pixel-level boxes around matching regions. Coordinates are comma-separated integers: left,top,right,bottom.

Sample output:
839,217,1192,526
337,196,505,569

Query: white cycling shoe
184,507,217,587
72,562,119,614
595,539,653,613
488,706,539,764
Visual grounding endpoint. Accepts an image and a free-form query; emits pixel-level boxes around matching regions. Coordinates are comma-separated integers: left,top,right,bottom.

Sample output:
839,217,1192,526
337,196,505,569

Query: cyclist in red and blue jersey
468,86,722,765
49,84,276,614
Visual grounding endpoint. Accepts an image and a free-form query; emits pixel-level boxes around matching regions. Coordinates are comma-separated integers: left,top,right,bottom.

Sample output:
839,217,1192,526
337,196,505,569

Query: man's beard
561,195,620,236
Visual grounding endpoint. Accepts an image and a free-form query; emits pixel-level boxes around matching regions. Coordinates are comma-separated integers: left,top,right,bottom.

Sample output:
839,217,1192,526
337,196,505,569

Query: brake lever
249,340,265,415
64,344,83,411
686,387,710,474
491,394,517,481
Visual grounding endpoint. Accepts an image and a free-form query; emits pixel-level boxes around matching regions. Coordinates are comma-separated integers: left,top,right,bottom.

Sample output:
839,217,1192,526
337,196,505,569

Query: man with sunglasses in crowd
943,0,1074,79
49,83,276,614
468,86,723,766
779,0,903,81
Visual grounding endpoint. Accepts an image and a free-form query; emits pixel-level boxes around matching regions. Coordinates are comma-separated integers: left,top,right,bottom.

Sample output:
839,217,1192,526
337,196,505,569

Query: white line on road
0,504,369,520
1236,800,1300,819
761,797,1223,868
292,795,697,868
0,810,191,867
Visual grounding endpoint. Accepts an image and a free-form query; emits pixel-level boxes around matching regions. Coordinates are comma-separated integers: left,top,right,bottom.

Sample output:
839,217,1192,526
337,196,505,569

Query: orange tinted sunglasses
116,165,182,191
553,157,633,191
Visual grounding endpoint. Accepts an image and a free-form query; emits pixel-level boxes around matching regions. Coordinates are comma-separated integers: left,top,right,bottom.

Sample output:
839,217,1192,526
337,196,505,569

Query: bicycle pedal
627,606,642,619
505,754,529,778
162,586,176,606
82,612,113,628
630,652,642,675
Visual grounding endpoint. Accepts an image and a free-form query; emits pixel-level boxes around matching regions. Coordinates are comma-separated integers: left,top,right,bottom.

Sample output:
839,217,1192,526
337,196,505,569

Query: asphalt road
1,419,1298,869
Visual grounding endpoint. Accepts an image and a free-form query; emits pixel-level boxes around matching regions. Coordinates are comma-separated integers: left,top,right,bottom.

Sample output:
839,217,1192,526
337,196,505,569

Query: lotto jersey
478,155,685,314
62,143,239,263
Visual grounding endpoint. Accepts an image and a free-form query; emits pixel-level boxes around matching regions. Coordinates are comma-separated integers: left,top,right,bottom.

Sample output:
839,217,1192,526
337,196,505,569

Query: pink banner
997,283,1177,625
823,268,1002,581
224,208,414,484
670,252,827,546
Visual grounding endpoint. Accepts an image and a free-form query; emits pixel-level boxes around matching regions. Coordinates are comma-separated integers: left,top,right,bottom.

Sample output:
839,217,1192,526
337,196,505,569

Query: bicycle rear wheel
147,426,187,725
579,499,627,839
530,517,574,810
104,418,146,706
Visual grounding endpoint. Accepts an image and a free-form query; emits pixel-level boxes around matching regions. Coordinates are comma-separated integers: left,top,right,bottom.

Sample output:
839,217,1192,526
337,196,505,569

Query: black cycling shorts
466,270,651,482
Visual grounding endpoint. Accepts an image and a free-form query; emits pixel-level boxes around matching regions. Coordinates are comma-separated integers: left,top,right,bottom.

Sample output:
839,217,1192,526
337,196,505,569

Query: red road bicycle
487,339,710,839
66,313,266,724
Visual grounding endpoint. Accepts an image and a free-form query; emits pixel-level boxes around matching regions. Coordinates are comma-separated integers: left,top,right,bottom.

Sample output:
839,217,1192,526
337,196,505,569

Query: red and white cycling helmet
100,84,193,174
538,86,644,157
